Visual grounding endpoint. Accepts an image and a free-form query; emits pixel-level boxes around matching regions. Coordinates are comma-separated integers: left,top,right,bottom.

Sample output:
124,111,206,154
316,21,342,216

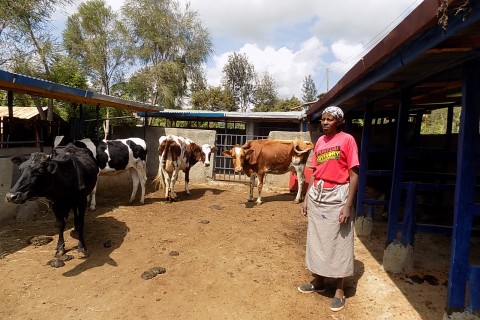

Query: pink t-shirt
311,131,359,188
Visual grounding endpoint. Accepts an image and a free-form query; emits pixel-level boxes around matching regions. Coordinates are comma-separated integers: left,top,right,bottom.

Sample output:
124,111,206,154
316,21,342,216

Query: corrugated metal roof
140,109,306,121
0,69,163,113
0,106,47,119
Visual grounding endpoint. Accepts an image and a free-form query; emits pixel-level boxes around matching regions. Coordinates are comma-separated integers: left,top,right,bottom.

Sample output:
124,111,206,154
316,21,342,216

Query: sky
52,0,423,100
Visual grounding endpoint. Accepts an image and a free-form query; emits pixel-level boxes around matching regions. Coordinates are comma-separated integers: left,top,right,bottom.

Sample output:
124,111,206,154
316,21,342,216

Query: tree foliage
63,0,132,95
272,96,301,112
252,71,278,112
190,86,236,112
221,52,256,112
301,74,317,103
122,0,213,108
0,0,73,68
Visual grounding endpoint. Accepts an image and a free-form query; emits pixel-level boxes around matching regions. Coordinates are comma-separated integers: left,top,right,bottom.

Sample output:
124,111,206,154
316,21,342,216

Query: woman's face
321,113,339,136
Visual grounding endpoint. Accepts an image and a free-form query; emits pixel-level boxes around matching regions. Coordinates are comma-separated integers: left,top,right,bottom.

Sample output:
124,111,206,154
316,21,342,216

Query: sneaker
297,283,326,293
330,296,346,311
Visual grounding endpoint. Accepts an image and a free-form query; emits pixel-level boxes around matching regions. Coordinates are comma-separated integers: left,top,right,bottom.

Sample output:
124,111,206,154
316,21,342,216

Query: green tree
1,0,74,120
222,52,256,113
63,0,131,95
63,0,133,137
122,0,213,108
0,0,73,67
252,71,278,112
191,86,236,112
272,96,301,112
301,74,317,103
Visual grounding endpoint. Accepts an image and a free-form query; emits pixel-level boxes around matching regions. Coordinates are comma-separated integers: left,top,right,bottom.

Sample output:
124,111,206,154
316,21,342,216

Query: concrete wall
0,128,315,222
0,128,217,222
109,126,217,182
0,147,54,223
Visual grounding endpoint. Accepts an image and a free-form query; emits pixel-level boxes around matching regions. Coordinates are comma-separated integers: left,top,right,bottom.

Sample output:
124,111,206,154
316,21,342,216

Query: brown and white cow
154,134,217,201
222,139,314,204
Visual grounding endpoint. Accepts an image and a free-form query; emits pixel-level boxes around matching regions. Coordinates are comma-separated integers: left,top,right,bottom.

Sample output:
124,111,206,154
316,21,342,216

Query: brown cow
222,139,314,204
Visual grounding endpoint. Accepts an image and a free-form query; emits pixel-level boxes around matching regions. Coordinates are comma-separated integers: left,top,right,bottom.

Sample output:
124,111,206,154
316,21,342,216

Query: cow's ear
46,161,58,174
222,150,232,157
11,154,30,166
211,146,218,153
245,149,256,163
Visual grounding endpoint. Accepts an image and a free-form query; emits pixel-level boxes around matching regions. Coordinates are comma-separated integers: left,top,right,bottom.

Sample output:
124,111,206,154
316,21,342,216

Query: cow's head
201,144,218,167
6,152,57,204
222,145,246,173
186,143,204,164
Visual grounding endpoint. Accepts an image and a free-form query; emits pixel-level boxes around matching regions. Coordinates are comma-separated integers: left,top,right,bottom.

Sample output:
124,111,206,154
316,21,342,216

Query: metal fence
214,133,267,182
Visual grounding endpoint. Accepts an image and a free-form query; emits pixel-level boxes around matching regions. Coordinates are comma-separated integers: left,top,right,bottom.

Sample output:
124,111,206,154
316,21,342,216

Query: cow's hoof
78,250,88,259
256,201,263,205
47,258,65,268
293,200,301,204
88,207,96,212
55,249,66,257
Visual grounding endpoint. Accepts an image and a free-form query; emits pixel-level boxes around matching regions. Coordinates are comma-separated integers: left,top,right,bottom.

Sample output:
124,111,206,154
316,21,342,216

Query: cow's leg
170,168,179,200
248,175,256,202
53,208,67,257
139,166,147,204
73,201,88,258
256,173,265,205
162,170,171,201
129,167,140,204
185,168,191,195
88,181,98,211
294,164,306,204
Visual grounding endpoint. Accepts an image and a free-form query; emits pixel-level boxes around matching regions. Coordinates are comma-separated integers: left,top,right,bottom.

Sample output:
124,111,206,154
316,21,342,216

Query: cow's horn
294,140,311,154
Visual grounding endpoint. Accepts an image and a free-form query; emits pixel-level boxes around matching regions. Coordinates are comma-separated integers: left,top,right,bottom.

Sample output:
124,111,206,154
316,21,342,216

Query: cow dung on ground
1,181,477,319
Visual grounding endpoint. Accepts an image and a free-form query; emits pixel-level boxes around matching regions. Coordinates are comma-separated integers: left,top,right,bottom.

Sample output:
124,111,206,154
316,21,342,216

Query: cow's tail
154,138,173,190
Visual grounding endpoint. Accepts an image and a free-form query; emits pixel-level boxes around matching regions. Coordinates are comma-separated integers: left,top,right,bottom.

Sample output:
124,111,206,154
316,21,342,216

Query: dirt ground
0,179,466,319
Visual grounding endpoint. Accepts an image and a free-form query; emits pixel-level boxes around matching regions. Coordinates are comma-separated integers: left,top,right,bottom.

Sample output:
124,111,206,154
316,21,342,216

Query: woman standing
297,106,359,312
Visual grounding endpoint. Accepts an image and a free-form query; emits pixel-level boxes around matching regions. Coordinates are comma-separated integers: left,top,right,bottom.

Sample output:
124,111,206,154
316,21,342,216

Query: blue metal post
469,266,480,312
386,90,410,245
356,104,373,217
401,182,416,246
447,58,480,313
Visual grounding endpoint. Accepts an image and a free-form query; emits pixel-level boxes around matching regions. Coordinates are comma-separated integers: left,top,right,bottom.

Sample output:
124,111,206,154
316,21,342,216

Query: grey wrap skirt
305,180,354,278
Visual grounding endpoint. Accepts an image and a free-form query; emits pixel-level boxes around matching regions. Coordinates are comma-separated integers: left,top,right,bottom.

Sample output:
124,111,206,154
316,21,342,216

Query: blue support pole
446,58,480,313
469,266,480,312
401,181,416,246
356,104,373,217
386,90,410,245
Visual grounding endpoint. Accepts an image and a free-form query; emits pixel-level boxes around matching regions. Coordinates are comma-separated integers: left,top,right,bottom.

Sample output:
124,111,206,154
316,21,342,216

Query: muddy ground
0,180,469,319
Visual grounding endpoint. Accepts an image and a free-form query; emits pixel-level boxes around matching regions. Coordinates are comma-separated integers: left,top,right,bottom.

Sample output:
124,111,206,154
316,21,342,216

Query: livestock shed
0,106,66,149
140,109,308,136
305,0,480,315
0,69,163,222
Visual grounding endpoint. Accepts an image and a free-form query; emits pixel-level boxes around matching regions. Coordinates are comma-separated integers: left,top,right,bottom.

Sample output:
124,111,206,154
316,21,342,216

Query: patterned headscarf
322,106,344,122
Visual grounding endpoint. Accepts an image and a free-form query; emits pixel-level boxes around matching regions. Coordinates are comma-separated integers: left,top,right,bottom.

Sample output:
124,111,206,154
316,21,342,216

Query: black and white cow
6,144,98,258
54,136,148,210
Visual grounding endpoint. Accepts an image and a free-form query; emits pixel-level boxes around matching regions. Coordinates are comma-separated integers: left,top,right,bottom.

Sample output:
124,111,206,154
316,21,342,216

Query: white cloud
328,40,365,76
184,0,422,97
53,0,423,99
206,37,328,98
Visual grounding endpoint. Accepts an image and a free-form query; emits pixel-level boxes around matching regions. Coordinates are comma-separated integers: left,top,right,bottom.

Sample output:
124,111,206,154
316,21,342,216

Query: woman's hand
339,205,351,223
301,202,308,217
